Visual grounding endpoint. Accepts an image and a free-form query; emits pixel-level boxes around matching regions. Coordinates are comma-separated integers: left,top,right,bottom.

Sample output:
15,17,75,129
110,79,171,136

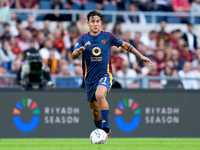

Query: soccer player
72,10,152,137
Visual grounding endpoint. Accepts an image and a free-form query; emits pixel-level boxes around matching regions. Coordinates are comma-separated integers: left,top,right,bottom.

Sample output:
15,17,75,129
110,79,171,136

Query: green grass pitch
0,138,200,150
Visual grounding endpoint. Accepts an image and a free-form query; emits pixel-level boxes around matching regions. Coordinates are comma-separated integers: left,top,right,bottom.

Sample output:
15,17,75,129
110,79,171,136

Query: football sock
94,120,102,129
100,110,110,129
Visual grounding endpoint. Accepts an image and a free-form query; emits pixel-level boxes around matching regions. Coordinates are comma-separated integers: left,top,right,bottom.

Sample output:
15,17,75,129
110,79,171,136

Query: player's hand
78,44,87,53
141,56,152,67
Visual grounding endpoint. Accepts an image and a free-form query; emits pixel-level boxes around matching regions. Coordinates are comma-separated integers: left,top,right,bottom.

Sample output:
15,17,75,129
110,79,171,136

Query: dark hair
51,2,63,9
87,10,103,21
3,23,9,27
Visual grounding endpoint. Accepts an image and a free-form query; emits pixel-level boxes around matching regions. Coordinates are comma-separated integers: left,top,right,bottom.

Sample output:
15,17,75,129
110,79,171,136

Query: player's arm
121,41,152,66
72,45,86,59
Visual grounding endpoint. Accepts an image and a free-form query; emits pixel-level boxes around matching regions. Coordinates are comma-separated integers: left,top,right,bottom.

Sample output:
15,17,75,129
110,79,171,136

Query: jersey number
100,77,107,85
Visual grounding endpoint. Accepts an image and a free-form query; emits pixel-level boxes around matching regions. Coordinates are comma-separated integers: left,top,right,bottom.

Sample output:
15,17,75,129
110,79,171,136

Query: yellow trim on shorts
84,60,87,80
107,64,113,91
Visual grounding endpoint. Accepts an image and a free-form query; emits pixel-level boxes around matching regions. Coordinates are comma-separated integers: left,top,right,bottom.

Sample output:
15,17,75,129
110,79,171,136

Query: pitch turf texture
0,138,200,150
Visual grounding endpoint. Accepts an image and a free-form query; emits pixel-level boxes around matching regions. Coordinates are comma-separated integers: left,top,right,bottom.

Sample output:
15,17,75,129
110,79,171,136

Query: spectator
178,43,193,62
172,0,191,23
72,0,88,10
63,22,79,51
140,30,157,56
7,0,16,8
39,40,61,60
47,33,54,43
153,49,166,73
41,20,51,37
64,0,74,21
53,29,66,58
23,39,39,57
178,61,198,89
170,29,182,49
151,0,172,13
160,65,173,87
164,69,183,89
116,61,138,88
110,46,124,73
135,42,148,73
44,2,65,21
0,23,11,41
44,50,59,75
15,0,39,9
14,20,24,41
56,63,78,88
177,37,186,51
56,22,64,35
36,31,45,49
0,1,11,35
0,40,16,73
57,58,68,73
26,16,38,38
191,0,200,12
10,18,21,37
170,49,184,71
76,14,89,35
137,0,152,11
146,61,162,89
156,20,171,42
132,32,142,49
191,0,200,22
156,37,172,60
18,29,39,51
95,0,104,11
123,3,146,24
9,36,21,55
101,19,109,31
65,37,79,65
112,22,122,38
116,1,126,23
119,48,137,69
182,23,198,52
191,48,200,69
123,30,134,46
72,64,83,88
11,58,22,74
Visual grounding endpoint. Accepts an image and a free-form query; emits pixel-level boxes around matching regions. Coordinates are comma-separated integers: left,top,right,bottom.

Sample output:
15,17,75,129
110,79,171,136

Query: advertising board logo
115,98,141,132
13,98,40,132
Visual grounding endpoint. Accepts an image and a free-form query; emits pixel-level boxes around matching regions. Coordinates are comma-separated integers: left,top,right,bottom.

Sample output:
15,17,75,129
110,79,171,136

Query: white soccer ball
90,129,108,144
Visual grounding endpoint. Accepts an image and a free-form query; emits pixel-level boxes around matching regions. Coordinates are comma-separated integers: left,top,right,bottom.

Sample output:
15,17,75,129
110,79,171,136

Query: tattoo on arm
127,45,133,52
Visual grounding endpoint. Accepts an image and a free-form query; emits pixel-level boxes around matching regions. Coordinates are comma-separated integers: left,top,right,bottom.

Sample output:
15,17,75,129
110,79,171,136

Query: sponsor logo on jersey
92,47,101,56
85,41,91,46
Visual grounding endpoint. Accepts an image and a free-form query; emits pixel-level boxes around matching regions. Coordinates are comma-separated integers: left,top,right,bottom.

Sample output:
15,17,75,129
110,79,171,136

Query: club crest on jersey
92,47,101,56
101,39,106,45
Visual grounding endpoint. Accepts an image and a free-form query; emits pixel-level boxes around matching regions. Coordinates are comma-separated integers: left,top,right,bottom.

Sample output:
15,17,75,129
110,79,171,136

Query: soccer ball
90,129,108,144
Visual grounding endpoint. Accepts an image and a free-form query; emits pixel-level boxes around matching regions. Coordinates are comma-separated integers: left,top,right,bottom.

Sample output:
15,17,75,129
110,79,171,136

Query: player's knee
95,92,104,102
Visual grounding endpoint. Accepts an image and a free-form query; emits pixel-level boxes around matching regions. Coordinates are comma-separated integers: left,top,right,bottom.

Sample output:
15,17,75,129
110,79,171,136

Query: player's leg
88,100,102,129
95,85,111,136
86,83,103,129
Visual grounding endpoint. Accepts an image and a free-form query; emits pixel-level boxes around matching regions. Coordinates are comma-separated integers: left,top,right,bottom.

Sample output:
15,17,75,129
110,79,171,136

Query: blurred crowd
3,0,200,23
0,0,200,89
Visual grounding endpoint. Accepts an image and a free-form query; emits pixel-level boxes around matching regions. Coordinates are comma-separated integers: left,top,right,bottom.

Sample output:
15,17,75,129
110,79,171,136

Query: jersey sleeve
73,35,84,51
107,32,123,47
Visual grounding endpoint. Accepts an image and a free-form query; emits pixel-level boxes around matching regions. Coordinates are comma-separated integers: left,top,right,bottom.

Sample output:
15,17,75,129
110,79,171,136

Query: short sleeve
73,35,84,51
106,32,123,47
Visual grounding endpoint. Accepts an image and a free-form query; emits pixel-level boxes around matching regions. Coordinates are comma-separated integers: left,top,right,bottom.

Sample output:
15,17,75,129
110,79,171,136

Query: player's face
87,16,102,35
